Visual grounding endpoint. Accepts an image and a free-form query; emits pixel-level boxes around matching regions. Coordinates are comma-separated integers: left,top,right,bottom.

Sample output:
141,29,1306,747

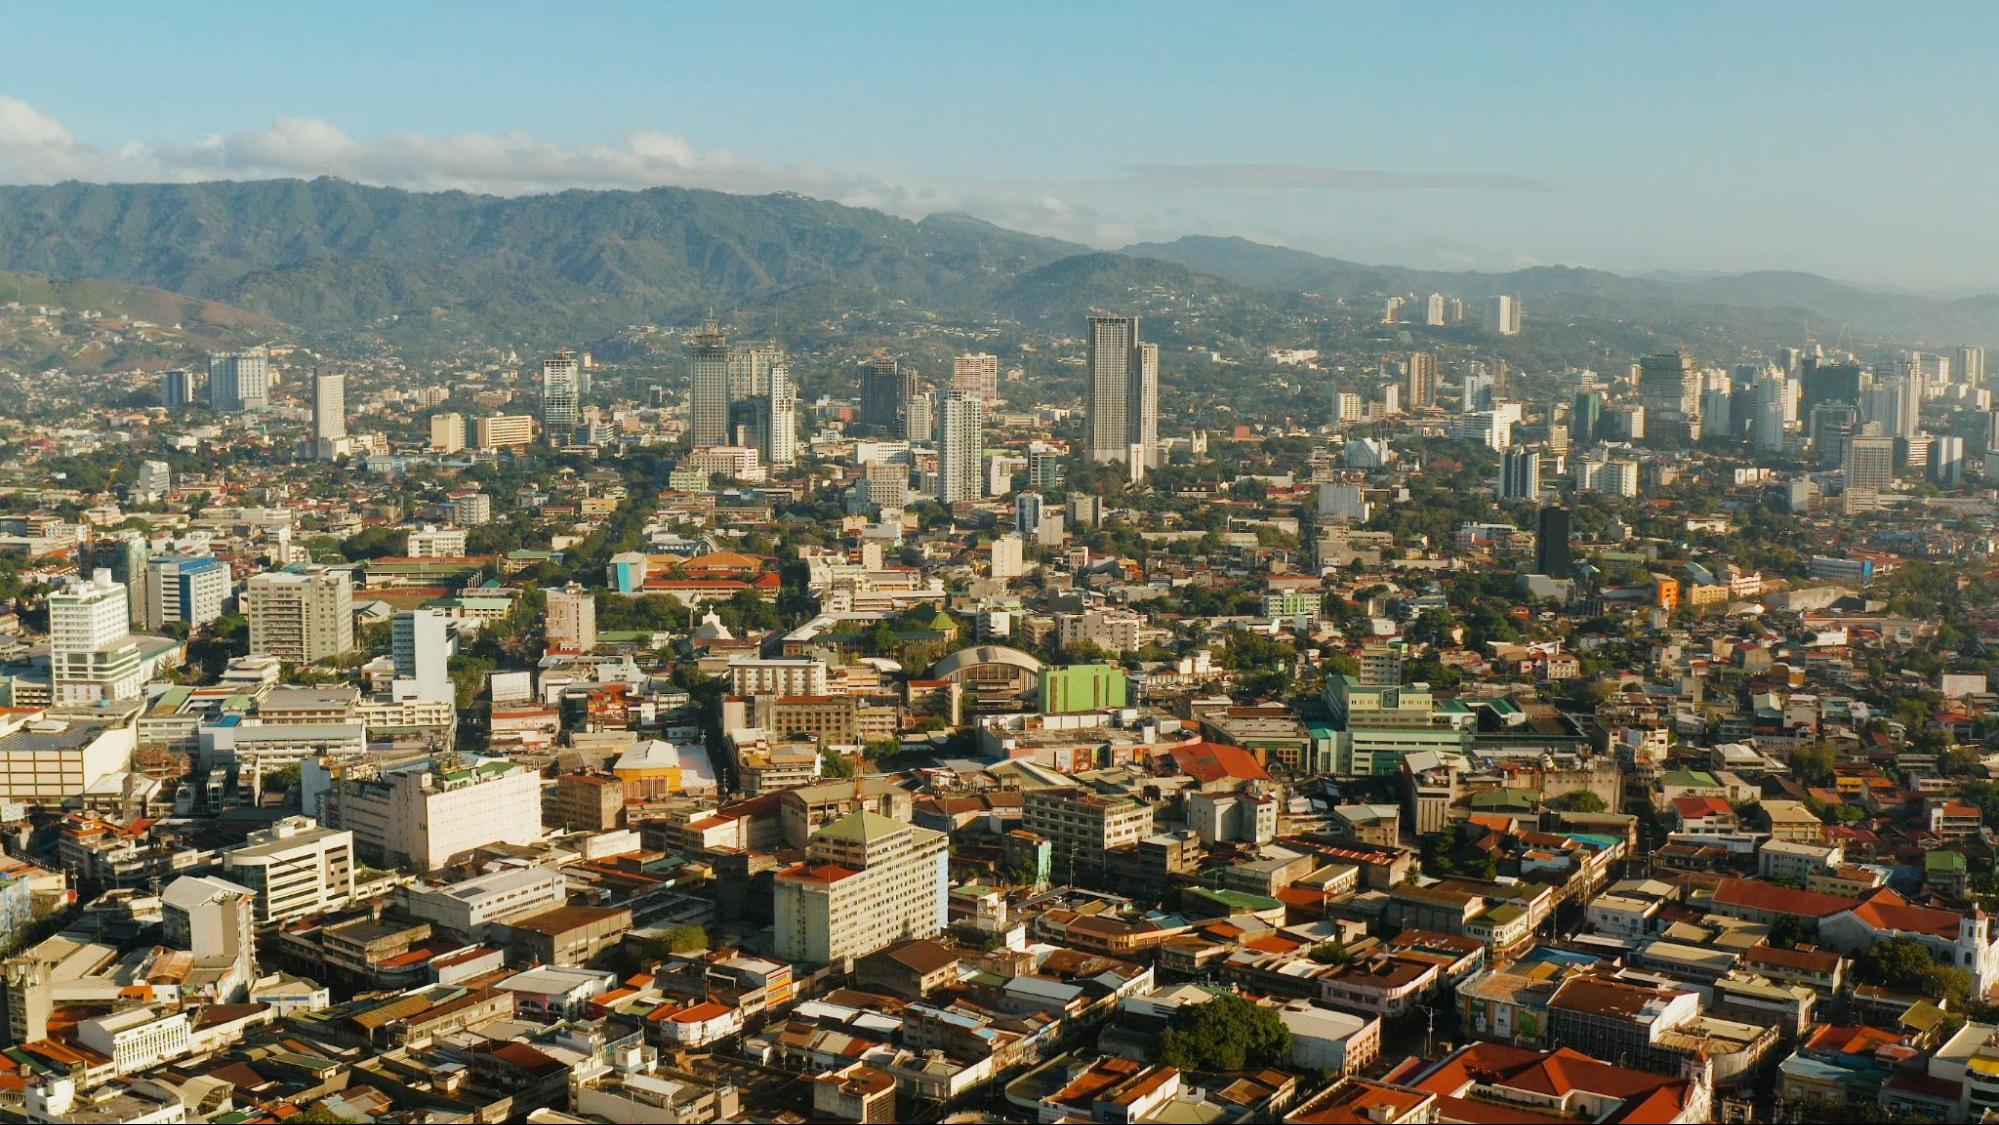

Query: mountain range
0,177,1993,351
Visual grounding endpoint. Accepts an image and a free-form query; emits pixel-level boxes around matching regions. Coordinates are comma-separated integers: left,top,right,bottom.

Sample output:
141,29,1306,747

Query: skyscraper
727,343,783,401
392,609,452,703
1407,352,1439,410
207,348,271,411
312,371,346,459
1808,402,1858,469
1499,447,1541,502
765,360,798,468
1086,315,1160,473
1639,350,1701,418
161,368,194,409
936,390,985,505
1752,369,1790,452
861,353,915,437
1844,432,1897,492
1482,295,1522,336
547,583,597,654
1570,390,1604,445
688,322,731,447
1959,345,1987,387
430,412,467,454
952,352,1001,400
903,390,934,444
1424,293,1446,326
541,349,581,434
1534,507,1573,579
1799,357,1865,413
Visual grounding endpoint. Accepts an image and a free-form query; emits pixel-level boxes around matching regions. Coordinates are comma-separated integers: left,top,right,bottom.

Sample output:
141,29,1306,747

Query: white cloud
0,95,1146,247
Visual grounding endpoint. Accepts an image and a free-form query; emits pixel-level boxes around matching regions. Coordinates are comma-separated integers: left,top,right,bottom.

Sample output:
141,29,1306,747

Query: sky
4,2,1999,289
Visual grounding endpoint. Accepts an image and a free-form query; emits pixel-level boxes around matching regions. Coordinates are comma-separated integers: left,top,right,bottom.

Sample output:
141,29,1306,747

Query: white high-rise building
1753,370,1791,452
1085,316,1159,474
1424,293,1447,326
207,348,271,411
312,371,346,457
688,322,731,447
143,555,231,630
312,755,544,874
936,390,986,505
990,533,1026,580
244,568,354,664
541,349,581,434
727,343,784,400
49,570,143,703
135,460,172,499
220,816,355,924
765,361,798,468
1482,295,1522,336
392,609,452,703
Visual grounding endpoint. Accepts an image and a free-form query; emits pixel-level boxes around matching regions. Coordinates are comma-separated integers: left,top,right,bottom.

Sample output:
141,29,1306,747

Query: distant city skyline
5,4,1999,288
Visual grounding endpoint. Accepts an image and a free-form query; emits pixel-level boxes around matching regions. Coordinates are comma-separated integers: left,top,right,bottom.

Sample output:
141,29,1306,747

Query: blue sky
4,3,1997,288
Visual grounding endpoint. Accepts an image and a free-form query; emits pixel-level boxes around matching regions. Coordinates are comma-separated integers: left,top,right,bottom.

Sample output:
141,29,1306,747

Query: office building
689,321,731,447
207,348,271,411
1407,352,1439,410
312,755,544,874
220,816,355,924
1534,507,1573,579
547,583,597,653
1482,295,1522,336
134,460,172,500
1023,787,1155,884
161,368,194,409
1085,315,1160,474
1808,402,1858,468
312,371,346,458
50,570,146,703
143,555,231,630
1933,434,1966,487
1639,350,1701,421
476,414,535,450
1752,369,1791,452
90,532,150,627
1498,448,1540,502
1844,433,1898,492
244,568,354,664
1800,358,1865,413
861,353,916,438
393,609,452,703
1016,491,1046,538
1570,389,1604,445
774,808,949,964
541,349,581,433
952,352,1001,400
430,412,467,454
935,390,985,505
1863,372,1921,440
406,524,467,558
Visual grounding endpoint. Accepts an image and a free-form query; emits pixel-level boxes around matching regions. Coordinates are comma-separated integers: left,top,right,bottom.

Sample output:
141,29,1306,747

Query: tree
1158,993,1293,1073
1855,935,1973,1004
1549,790,1607,814
821,750,857,779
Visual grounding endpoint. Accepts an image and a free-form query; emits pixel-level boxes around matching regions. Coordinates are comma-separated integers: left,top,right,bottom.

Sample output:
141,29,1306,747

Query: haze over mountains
0,177,1995,349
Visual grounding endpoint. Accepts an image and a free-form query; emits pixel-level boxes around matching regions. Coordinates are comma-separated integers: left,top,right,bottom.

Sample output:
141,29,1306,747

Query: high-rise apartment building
244,568,354,664
1424,293,1447,326
765,361,798,468
1407,352,1439,410
546,583,597,654
1959,345,1987,386
1085,315,1160,473
727,343,784,400
952,352,1001,400
1482,295,1522,336
1498,447,1541,502
311,371,346,459
161,368,194,409
207,348,271,411
541,349,581,434
689,321,731,447
935,390,986,505
1844,433,1898,492
773,808,949,964
50,570,144,703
